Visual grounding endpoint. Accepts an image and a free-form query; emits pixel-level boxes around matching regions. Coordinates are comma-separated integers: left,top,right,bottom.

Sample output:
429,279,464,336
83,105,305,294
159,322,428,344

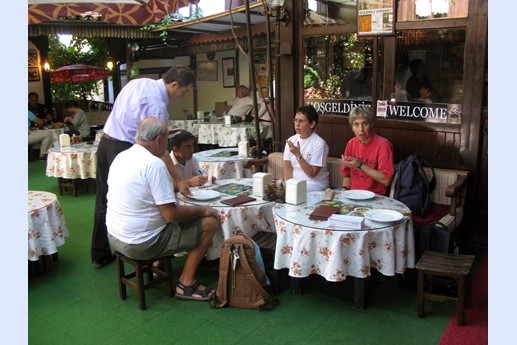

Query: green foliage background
48,35,111,102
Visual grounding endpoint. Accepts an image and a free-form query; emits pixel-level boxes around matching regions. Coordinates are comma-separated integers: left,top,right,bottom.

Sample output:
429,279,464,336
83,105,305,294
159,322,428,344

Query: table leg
353,277,366,309
290,277,303,295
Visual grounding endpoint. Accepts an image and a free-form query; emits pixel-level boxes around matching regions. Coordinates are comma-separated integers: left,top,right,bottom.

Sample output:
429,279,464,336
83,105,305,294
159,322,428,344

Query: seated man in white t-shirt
169,129,215,187
106,118,220,301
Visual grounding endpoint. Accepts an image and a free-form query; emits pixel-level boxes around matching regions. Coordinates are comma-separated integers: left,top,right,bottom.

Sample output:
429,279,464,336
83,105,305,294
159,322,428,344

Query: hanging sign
357,0,395,36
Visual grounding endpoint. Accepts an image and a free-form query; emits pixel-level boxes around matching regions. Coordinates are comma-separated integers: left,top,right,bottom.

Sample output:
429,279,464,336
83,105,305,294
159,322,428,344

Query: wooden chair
415,250,475,326
114,251,174,310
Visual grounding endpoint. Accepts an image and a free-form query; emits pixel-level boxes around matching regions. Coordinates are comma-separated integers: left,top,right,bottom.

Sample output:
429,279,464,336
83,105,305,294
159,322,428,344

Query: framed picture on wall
197,61,218,81
28,67,40,82
222,57,236,88
28,49,38,67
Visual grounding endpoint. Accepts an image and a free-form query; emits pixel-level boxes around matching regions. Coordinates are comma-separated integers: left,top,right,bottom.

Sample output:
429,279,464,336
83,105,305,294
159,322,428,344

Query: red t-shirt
340,134,394,195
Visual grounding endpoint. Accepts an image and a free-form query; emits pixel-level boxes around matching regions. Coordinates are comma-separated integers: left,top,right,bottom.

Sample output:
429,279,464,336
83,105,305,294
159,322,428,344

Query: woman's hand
286,139,301,157
341,155,361,169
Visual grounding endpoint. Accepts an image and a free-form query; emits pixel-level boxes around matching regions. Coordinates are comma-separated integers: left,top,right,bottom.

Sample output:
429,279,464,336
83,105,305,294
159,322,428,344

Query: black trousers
91,136,132,262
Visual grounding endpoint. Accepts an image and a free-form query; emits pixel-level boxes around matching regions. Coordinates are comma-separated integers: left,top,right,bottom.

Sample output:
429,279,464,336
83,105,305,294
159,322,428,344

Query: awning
28,0,197,25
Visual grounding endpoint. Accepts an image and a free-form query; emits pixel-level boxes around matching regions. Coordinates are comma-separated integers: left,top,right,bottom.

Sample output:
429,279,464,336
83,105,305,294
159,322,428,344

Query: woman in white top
283,105,329,192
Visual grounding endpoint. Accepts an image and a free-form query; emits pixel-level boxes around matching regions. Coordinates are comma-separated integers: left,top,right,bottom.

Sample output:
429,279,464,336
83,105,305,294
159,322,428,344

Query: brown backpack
209,232,279,310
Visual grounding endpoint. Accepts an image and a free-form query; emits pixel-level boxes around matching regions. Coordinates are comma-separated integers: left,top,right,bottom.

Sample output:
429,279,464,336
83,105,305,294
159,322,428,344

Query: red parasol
50,64,111,83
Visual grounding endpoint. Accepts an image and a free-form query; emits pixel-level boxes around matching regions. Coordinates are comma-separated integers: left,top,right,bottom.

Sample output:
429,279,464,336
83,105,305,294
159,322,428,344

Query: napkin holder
285,178,307,205
253,172,272,197
59,133,70,147
238,141,249,157
197,110,204,120
224,115,232,125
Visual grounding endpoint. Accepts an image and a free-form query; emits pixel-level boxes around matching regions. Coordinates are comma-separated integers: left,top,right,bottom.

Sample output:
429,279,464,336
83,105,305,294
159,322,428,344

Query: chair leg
136,264,146,310
116,256,127,301
417,270,425,318
163,258,174,297
456,275,466,326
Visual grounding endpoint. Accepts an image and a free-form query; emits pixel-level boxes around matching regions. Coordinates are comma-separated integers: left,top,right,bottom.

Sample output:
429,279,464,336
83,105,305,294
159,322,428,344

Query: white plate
364,209,403,222
341,190,375,200
189,190,221,201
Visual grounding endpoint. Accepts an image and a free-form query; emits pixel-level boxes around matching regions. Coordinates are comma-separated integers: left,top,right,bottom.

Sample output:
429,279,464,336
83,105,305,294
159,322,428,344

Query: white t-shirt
170,152,203,179
283,132,330,192
107,144,176,244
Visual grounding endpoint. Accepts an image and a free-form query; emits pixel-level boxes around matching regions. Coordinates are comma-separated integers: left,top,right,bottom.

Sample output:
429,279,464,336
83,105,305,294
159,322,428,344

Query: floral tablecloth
192,122,273,147
46,143,97,179
194,147,253,180
28,191,69,261
273,191,415,282
177,178,275,260
168,119,200,134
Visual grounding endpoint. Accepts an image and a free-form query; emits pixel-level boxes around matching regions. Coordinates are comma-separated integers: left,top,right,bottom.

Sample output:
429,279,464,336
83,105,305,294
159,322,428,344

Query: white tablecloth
46,143,97,179
28,191,69,261
194,147,253,180
177,178,275,260
192,122,273,147
273,191,415,282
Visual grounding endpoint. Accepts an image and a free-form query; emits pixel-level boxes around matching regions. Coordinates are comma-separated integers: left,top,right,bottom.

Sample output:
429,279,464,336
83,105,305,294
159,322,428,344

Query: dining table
28,191,70,272
273,189,415,309
192,122,273,147
193,147,253,180
46,142,98,196
176,178,276,260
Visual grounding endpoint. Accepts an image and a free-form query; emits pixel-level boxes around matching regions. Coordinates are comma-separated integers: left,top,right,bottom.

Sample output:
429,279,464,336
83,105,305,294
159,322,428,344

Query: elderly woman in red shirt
340,106,394,195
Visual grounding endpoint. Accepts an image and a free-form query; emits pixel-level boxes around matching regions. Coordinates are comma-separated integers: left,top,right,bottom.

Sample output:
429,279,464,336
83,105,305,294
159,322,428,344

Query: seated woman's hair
348,106,374,125
296,105,319,124
170,129,196,148
64,100,80,109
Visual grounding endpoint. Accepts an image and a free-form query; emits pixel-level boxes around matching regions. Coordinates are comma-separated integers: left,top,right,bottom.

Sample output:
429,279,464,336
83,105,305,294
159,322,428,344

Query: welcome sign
306,99,462,124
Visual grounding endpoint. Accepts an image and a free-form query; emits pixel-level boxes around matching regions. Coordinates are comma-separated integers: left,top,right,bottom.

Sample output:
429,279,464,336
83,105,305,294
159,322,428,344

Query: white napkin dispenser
285,178,307,205
238,141,249,157
197,110,204,120
59,133,70,147
224,115,232,125
253,172,272,197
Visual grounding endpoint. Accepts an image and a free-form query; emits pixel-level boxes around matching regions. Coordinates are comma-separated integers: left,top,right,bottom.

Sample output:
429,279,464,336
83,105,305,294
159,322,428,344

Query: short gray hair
348,106,374,125
135,117,168,142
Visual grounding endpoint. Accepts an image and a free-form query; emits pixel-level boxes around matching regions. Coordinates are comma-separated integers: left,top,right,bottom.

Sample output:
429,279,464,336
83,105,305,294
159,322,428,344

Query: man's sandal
175,281,214,301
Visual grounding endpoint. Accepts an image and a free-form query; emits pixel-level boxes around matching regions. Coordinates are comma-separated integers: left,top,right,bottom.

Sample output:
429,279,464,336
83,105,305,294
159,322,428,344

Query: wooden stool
114,251,174,310
415,250,475,325
252,231,282,295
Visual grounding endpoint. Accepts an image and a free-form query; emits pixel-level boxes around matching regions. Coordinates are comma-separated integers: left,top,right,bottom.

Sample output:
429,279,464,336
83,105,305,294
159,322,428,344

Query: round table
177,178,275,260
194,147,253,180
28,191,69,263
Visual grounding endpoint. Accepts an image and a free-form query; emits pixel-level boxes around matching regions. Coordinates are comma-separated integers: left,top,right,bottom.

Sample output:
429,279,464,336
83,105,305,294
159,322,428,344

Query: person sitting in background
255,86,272,122
225,85,254,122
169,129,215,187
340,106,394,196
405,59,433,100
414,86,433,104
28,110,53,160
284,105,329,192
63,100,91,138
106,118,219,301
390,82,410,102
28,92,53,124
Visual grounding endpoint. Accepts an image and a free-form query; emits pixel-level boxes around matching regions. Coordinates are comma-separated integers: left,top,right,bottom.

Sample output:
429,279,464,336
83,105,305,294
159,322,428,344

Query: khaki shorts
108,219,202,260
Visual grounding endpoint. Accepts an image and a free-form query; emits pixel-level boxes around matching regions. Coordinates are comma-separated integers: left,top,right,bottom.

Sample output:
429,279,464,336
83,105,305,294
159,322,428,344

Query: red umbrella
50,64,111,83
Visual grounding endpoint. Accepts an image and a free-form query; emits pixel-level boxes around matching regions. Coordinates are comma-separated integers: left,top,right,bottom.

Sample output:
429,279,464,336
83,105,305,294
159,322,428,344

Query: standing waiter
91,66,194,268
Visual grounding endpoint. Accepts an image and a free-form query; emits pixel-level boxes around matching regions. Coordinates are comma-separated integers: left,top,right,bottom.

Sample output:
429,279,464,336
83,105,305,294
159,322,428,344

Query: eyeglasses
293,119,308,125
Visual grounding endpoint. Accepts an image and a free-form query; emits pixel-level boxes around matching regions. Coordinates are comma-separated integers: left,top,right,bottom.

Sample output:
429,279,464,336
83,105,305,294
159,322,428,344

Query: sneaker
92,254,116,269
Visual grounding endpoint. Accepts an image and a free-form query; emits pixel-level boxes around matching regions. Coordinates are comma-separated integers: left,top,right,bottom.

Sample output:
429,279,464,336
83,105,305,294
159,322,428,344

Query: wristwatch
297,155,303,161
357,161,363,170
